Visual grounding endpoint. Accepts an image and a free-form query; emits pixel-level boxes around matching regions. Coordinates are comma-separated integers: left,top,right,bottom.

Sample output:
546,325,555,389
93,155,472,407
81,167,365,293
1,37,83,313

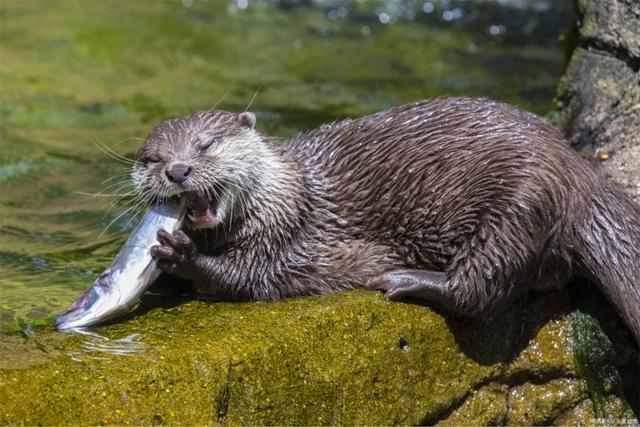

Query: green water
0,0,571,330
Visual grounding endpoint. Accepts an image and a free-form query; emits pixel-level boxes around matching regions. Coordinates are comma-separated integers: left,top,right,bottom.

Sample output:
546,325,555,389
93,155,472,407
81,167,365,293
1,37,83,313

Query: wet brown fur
133,97,640,344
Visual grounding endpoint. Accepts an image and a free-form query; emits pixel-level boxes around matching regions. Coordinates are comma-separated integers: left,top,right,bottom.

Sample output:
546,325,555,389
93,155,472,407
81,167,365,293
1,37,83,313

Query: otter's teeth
187,207,217,228
186,195,218,228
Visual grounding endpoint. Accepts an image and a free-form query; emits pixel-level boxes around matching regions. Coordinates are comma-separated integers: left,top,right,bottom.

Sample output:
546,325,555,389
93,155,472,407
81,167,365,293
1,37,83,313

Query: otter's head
132,109,267,229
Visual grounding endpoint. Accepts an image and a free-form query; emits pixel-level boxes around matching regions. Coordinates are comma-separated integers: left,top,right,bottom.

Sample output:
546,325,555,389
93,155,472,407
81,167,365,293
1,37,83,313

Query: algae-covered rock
553,1,640,419
0,289,637,425
435,383,508,426
552,0,640,422
554,398,597,426
506,378,587,425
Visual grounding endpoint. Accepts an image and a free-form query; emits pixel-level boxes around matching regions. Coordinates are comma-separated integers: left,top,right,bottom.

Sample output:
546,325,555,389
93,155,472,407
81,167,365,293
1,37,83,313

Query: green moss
2,290,637,425
506,378,588,425
572,310,623,419
553,398,596,426
0,291,499,425
436,383,508,426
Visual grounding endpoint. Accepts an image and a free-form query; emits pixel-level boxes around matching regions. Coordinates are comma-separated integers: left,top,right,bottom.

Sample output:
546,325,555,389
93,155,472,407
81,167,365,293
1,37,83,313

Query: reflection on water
66,330,146,361
0,0,572,331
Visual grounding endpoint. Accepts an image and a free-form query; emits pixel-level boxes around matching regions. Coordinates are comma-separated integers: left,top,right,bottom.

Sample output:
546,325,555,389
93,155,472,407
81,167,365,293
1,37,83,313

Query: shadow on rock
106,273,196,326
402,290,572,367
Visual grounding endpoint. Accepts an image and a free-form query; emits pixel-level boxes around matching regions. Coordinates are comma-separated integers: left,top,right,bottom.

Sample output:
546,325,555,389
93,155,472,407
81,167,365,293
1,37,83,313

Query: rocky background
557,0,640,201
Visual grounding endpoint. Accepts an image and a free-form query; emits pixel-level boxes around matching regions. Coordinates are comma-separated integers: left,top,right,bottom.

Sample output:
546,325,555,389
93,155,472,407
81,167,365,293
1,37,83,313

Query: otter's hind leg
366,225,531,317
365,265,517,317
366,270,451,307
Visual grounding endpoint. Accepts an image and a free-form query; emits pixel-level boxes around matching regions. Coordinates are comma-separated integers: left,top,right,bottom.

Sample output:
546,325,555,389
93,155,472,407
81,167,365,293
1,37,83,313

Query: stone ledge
1,290,636,425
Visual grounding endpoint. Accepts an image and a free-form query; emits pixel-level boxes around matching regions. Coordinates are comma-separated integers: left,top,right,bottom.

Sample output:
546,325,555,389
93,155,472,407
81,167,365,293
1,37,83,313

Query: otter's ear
238,112,256,129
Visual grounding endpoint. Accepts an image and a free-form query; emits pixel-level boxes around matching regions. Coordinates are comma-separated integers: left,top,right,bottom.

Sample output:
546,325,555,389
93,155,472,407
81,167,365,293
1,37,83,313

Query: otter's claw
151,229,198,278
365,269,450,306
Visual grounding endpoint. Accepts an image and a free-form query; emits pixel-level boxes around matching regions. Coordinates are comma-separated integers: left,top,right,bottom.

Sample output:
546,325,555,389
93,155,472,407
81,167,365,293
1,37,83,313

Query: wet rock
506,378,587,425
554,398,597,426
578,0,640,60
557,0,640,201
553,0,640,423
435,383,508,426
0,290,636,425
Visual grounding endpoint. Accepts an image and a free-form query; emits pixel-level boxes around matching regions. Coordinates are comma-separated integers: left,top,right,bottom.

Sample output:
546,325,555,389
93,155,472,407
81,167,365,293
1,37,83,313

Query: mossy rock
1,289,637,425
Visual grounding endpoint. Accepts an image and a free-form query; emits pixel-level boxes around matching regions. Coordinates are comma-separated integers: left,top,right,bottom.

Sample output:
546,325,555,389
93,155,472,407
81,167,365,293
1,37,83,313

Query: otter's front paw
151,229,198,279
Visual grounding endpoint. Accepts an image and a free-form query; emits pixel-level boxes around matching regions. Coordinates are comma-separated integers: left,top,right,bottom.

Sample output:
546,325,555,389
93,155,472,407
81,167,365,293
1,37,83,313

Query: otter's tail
575,185,640,345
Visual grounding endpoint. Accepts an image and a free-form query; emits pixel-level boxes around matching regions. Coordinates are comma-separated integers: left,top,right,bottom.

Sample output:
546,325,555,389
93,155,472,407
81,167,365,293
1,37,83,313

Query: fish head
55,274,132,330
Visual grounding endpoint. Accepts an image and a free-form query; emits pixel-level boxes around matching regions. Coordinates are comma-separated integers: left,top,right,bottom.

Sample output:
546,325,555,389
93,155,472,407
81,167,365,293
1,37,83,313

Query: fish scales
55,198,187,330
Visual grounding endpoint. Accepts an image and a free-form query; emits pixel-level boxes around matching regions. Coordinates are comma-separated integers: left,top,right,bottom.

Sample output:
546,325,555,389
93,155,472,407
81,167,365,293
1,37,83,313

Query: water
0,0,572,331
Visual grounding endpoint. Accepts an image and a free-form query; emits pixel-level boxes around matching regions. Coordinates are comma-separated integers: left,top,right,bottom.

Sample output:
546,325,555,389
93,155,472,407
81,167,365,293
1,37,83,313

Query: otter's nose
165,163,193,184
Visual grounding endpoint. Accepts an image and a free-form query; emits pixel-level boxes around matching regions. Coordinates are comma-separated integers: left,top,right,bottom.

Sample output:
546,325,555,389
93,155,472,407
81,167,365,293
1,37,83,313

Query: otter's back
286,97,596,269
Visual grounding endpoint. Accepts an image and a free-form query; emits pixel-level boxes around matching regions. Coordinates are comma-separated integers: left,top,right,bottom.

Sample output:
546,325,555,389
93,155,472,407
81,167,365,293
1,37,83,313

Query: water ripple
66,329,146,361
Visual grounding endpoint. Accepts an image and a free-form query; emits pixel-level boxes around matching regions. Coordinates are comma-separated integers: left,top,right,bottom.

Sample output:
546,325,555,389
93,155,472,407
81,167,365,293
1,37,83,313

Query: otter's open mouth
187,194,219,229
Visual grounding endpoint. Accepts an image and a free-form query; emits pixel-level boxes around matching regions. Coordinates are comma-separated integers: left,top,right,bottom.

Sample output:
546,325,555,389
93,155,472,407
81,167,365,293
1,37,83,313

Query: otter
131,97,640,345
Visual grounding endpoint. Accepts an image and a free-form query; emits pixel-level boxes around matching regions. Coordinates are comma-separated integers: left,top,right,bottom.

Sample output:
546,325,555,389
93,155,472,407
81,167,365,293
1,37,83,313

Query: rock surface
0,290,637,425
557,0,640,201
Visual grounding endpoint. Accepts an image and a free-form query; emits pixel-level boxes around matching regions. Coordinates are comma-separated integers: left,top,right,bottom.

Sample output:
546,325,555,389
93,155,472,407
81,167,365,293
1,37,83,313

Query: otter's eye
200,137,221,150
143,155,160,164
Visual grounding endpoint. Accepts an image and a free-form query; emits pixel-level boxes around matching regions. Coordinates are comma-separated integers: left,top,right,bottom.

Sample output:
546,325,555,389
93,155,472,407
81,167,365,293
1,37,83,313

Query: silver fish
56,198,187,330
